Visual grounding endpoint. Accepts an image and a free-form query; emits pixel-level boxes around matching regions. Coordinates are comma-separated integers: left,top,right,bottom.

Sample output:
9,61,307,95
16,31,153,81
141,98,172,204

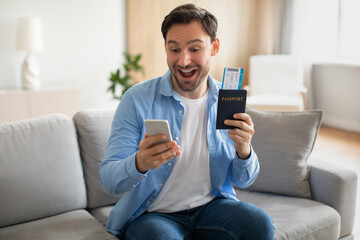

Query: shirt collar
158,70,174,97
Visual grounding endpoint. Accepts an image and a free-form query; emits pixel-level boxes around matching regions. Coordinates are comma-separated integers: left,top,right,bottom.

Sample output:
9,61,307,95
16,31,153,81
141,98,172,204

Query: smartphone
144,119,173,146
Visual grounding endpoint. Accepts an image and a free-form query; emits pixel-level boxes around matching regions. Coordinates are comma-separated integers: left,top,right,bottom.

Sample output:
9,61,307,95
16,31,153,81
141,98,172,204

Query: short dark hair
161,4,218,42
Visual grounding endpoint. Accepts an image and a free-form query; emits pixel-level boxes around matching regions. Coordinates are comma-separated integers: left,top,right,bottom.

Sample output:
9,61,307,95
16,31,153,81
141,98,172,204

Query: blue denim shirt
100,70,259,235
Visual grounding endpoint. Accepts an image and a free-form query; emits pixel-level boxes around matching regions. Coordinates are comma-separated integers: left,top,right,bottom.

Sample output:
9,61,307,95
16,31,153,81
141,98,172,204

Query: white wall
0,0,126,109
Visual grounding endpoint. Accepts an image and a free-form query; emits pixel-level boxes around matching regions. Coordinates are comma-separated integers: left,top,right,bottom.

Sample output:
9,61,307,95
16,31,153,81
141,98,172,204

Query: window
338,0,360,58
291,0,360,59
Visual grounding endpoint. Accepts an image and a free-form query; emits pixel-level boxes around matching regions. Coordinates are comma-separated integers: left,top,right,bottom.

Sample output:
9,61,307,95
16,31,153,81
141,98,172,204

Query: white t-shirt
147,91,215,213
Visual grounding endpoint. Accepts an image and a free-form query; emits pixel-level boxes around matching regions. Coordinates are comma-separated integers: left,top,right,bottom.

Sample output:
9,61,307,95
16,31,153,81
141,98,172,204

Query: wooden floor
311,126,360,239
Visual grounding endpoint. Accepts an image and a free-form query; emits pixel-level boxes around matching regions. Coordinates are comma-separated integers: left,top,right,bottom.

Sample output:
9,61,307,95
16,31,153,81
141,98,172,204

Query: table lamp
16,17,43,90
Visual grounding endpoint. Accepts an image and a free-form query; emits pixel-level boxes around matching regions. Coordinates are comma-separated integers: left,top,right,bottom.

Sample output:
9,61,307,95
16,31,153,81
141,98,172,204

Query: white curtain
274,0,339,109
273,0,294,54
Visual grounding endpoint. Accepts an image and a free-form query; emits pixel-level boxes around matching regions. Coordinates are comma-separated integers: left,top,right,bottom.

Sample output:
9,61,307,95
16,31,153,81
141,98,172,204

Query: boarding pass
221,67,244,90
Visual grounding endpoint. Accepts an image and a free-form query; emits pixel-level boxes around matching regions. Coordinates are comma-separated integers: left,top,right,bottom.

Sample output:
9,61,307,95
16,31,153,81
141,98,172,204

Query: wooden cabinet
0,88,81,123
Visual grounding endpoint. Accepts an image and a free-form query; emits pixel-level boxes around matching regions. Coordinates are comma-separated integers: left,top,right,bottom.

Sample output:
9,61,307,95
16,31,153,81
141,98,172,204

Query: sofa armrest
309,160,357,237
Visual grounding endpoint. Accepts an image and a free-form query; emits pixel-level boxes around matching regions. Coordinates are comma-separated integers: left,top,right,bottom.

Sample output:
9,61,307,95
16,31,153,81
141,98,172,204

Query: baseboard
322,117,360,133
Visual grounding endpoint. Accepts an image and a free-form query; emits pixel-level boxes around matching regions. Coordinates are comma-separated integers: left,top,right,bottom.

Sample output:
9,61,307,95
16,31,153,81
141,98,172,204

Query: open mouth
178,68,197,78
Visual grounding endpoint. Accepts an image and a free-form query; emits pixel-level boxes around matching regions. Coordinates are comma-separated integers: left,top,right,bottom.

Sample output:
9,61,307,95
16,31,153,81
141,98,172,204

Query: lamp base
21,54,40,90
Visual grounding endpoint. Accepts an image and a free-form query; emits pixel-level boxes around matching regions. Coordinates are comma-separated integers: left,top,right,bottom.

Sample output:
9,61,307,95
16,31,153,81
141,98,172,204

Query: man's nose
178,51,191,67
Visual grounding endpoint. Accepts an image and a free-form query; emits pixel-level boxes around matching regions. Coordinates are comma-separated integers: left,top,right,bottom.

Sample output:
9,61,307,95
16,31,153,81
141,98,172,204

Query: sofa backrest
73,109,122,209
0,114,87,228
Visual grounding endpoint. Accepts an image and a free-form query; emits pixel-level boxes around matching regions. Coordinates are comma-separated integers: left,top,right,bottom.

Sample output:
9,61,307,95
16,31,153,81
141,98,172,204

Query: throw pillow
245,108,323,198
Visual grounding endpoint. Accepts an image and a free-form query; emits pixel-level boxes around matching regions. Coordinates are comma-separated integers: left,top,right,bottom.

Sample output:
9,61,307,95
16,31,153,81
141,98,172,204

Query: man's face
165,21,219,98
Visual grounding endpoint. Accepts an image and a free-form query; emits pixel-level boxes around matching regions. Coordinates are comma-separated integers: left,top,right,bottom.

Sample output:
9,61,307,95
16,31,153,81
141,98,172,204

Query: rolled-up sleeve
99,90,146,195
231,145,259,189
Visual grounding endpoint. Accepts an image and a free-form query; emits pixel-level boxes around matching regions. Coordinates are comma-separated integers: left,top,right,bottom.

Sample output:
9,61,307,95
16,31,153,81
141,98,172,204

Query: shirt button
178,110,183,114
160,183,163,187
147,201,151,205
175,136,179,141
168,162,172,166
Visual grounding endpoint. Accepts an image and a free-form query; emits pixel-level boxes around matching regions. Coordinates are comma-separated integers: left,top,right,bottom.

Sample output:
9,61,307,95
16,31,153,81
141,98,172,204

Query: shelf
0,88,81,123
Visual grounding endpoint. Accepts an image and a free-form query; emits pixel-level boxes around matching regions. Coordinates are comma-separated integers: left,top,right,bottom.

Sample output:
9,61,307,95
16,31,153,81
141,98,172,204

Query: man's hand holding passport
216,67,247,129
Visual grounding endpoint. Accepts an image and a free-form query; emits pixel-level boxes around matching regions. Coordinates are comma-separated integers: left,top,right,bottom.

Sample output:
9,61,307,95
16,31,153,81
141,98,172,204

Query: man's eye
171,49,180,53
191,48,200,52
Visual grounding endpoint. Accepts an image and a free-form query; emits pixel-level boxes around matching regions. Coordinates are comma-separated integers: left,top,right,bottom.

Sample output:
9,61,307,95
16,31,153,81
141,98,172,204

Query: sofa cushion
0,209,118,240
0,114,87,228
89,205,114,226
73,109,122,209
246,109,323,198
236,189,340,240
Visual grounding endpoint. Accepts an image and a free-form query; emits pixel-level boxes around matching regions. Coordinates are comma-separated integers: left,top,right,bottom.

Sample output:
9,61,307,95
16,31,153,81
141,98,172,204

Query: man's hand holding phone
136,120,181,173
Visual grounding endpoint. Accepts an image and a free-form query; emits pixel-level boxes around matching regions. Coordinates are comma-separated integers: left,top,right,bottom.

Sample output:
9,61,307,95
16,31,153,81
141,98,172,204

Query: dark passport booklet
216,89,247,129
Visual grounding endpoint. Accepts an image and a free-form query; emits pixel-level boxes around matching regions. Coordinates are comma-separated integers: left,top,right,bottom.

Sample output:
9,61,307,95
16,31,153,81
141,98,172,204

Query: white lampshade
16,17,43,52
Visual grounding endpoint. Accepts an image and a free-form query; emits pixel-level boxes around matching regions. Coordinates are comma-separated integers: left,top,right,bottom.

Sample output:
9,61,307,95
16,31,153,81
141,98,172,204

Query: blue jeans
121,197,274,240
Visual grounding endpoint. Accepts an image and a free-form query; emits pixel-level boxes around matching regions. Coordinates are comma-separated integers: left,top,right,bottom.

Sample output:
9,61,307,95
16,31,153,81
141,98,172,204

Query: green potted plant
108,52,144,100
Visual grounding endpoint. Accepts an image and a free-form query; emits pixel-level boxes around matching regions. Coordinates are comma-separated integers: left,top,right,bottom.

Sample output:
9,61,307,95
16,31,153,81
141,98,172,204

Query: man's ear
211,38,220,56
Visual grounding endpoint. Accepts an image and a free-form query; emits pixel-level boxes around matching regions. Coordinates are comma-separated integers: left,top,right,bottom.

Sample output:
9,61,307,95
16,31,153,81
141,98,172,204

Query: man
100,4,274,240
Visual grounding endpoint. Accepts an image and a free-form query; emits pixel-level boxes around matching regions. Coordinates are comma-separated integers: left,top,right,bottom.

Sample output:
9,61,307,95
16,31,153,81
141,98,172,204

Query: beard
170,64,209,92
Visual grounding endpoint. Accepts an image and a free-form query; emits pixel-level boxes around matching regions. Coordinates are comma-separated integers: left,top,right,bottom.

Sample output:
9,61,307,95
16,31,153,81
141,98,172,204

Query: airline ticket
221,67,244,90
